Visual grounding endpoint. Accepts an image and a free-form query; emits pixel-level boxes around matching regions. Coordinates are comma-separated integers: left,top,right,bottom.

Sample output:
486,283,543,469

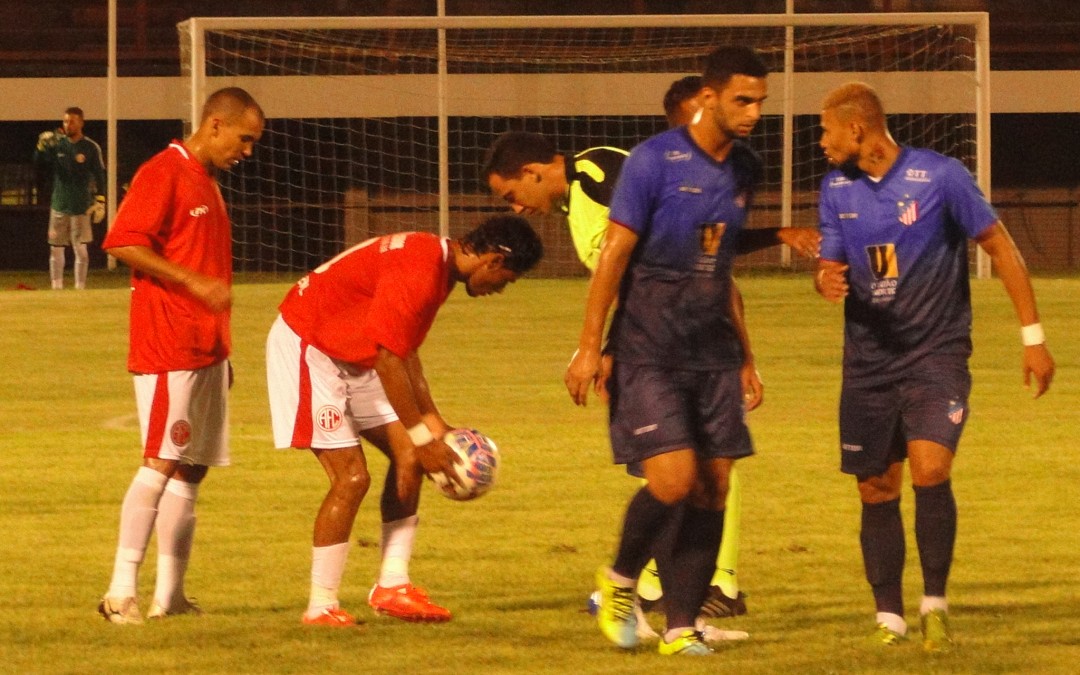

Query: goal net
178,13,988,277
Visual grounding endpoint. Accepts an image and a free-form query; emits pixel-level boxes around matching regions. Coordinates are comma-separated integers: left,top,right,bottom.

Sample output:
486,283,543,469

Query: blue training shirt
818,146,999,384
607,126,761,371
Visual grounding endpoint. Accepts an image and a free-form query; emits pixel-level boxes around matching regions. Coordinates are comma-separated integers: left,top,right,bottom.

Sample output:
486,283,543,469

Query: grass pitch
0,270,1077,674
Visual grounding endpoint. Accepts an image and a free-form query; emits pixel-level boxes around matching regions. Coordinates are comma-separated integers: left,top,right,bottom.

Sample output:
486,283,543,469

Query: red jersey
103,141,232,374
279,232,455,367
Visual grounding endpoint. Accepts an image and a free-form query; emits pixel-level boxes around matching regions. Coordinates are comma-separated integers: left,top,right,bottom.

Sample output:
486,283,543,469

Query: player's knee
346,468,372,496
857,477,900,503
333,465,371,502
645,475,695,504
911,464,951,488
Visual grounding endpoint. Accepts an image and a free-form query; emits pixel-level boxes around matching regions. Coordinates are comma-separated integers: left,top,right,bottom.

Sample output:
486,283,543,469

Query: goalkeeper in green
34,106,106,290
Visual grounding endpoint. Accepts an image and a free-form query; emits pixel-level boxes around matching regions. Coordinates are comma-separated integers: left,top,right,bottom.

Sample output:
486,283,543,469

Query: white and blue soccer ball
429,428,500,501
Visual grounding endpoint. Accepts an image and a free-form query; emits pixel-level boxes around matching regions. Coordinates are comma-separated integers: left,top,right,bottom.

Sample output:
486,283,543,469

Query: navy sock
914,480,957,598
612,487,678,581
861,498,905,615
660,507,724,629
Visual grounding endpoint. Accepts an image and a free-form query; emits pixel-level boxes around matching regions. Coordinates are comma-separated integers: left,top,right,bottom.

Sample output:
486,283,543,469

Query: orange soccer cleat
302,606,359,627
368,583,452,623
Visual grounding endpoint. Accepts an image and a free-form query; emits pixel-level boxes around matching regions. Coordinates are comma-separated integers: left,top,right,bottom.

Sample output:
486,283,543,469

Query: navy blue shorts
839,358,971,479
608,362,753,476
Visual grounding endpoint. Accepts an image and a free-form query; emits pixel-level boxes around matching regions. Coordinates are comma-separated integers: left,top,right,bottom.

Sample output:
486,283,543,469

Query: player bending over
266,215,543,627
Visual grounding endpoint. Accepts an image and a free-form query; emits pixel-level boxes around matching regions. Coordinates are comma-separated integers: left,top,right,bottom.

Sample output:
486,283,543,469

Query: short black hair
482,132,558,180
701,46,768,90
460,215,544,274
64,106,84,118
663,75,702,119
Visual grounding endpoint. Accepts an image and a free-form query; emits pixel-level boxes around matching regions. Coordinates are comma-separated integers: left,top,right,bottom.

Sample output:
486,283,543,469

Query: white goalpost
178,12,990,278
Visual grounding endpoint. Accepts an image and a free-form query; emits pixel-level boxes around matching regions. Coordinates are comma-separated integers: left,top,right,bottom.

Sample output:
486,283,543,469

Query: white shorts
133,361,230,467
266,314,398,450
48,209,92,247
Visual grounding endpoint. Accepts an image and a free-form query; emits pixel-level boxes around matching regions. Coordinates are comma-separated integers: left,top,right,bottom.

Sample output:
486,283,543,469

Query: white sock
920,595,948,615
49,247,65,290
73,243,89,289
107,467,168,599
876,611,908,635
153,479,199,609
378,515,418,588
307,542,350,618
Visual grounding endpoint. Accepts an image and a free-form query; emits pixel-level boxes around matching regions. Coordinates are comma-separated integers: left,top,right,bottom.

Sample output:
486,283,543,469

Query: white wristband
407,422,434,446
1021,323,1045,347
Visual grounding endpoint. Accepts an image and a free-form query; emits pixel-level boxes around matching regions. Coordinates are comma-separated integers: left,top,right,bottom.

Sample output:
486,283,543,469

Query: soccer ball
428,428,499,501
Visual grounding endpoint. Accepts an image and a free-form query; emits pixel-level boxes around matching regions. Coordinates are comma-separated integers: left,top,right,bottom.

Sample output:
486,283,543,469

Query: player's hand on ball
417,437,465,489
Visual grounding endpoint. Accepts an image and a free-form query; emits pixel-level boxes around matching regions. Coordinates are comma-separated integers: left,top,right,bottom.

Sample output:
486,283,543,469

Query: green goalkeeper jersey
35,135,106,215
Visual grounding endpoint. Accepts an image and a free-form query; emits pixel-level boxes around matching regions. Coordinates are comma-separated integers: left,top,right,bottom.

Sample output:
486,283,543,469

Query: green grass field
0,270,1077,674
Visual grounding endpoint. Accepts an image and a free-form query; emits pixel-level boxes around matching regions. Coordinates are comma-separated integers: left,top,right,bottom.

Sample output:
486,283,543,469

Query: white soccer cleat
98,596,143,625
147,597,203,619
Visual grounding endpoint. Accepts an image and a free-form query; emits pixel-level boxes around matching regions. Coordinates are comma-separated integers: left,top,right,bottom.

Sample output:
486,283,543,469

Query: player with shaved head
97,87,265,624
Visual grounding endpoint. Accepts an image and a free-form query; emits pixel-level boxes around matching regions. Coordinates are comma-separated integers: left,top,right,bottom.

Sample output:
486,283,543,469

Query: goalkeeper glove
36,130,58,152
88,195,106,224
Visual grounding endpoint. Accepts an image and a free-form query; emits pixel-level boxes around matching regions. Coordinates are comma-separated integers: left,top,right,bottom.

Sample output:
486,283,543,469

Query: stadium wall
1,71,1077,273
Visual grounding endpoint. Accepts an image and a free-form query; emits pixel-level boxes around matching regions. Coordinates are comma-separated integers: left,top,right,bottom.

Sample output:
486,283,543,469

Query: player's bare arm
974,222,1055,398
565,221,638,406
372,347,464,486
776,227,822,258
403,350,452,443
729,280,763,411
814,259,849,303
105,244,232,313
736,227,821,259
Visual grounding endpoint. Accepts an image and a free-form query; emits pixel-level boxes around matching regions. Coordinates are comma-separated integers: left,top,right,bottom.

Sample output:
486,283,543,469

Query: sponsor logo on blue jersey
866,243,899,304
829,175,852,188
664,150,692,162
904,168,931,183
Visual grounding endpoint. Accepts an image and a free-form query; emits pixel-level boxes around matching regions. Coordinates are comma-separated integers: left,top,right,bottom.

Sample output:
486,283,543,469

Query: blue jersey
607,127,761,370
819,147,998,384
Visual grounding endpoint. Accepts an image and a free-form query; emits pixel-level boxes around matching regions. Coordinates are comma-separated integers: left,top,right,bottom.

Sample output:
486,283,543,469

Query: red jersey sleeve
102,157,176,252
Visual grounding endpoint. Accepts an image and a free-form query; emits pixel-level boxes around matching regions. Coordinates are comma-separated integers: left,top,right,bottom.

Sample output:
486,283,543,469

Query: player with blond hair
815,81,1054,652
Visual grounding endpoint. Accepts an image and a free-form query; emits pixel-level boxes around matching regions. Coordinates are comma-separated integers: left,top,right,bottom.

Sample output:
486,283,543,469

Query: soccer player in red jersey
266,215,542,627
97,87,265,624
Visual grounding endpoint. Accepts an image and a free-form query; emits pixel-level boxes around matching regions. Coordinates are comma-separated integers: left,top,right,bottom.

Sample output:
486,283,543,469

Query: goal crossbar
179,12,990,277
